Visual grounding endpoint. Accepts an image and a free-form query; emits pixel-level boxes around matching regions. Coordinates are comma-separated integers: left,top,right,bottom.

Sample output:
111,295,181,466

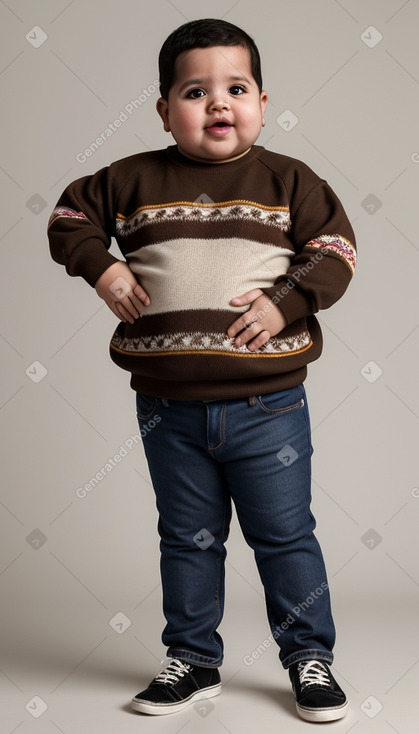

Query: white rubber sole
296,699,349,722
131,683,222,715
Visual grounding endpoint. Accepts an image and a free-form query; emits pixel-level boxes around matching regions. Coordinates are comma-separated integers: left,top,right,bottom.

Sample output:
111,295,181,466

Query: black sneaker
131,658,221,715
289,660,349,722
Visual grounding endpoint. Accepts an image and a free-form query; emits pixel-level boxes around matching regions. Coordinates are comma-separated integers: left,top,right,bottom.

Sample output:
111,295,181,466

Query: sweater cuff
69,239,121,287
261,283,314,325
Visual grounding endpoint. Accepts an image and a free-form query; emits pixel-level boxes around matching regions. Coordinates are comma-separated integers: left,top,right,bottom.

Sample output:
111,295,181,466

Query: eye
229,85,245,95
186,88,206,99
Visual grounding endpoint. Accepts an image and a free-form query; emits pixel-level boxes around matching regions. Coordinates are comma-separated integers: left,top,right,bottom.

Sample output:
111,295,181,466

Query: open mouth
206,121,233,136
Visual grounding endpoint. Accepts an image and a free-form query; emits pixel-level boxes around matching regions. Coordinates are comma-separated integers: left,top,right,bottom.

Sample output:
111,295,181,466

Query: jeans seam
136,394,158,420
256,397,304,415
208,403,226,452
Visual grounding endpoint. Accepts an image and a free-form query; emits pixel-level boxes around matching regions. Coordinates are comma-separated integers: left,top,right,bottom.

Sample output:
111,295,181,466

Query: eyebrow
178,75,252,93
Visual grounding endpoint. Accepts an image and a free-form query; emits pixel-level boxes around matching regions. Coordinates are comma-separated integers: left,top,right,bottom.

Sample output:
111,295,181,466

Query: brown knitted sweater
48,144,356,399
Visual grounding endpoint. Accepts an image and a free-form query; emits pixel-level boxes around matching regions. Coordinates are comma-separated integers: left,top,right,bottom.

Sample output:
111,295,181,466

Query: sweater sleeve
47,166,121,287
261,178,356,324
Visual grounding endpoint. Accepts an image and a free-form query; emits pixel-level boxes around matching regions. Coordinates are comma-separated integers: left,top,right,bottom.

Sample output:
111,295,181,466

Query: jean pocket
136,392,158,420
256,388,304,415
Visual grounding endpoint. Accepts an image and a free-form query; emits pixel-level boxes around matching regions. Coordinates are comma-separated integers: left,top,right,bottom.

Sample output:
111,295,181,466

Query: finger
227,313,258,338
128,291,147,312
230,288,263,305
233,320,261,346
116,298,141,321
247,330,271,352
108,303,125,321
133,284,151,305
115,301,136,324
118,290,148,319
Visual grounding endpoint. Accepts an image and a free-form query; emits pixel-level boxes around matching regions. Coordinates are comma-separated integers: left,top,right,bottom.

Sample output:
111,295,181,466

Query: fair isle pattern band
116,200,291,237
111,329,311,356
305,234,356,274
48,207,88,229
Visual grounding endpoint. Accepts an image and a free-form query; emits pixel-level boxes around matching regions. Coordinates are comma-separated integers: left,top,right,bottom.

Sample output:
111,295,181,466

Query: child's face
157,45,268,164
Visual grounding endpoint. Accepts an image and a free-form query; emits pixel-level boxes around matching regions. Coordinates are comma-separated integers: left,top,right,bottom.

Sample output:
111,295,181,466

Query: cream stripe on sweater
126,238,294,315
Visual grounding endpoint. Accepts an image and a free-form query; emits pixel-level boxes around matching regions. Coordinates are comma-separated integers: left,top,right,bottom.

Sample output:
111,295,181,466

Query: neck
177,146,252,165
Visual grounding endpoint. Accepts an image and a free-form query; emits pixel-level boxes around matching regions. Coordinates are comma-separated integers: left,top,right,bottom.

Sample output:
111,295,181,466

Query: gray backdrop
1,1,418,733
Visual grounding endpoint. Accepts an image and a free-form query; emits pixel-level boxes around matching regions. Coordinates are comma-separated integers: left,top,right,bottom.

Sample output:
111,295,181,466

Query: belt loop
162,398,169,407
248,396,257,406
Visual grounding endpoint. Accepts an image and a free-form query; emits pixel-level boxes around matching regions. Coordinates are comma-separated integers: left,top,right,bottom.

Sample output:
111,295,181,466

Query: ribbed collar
165,144,263,173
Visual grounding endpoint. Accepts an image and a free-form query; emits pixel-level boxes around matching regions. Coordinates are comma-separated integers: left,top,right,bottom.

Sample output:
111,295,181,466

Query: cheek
172,109,199,133
237,105,260,126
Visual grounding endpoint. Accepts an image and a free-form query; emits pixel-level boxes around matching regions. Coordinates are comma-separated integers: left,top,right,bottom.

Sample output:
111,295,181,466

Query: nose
209,95,230,112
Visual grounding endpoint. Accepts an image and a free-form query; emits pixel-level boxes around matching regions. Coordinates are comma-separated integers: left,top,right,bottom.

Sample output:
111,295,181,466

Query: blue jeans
136,384,335,669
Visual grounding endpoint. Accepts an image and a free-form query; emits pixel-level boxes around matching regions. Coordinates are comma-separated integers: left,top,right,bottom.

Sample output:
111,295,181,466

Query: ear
260,90,268,127
156,98,171,132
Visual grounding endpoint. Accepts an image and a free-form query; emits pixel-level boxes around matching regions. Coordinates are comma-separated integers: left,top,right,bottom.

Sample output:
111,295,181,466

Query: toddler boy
48,18,356,722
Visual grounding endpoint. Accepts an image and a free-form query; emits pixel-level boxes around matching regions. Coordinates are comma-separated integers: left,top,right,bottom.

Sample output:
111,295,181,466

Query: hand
95,261,150,324
227,288,287,351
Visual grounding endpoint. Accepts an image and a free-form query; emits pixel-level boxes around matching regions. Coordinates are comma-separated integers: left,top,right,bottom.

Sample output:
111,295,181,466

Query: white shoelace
298,661,331,689
154,659,192,686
